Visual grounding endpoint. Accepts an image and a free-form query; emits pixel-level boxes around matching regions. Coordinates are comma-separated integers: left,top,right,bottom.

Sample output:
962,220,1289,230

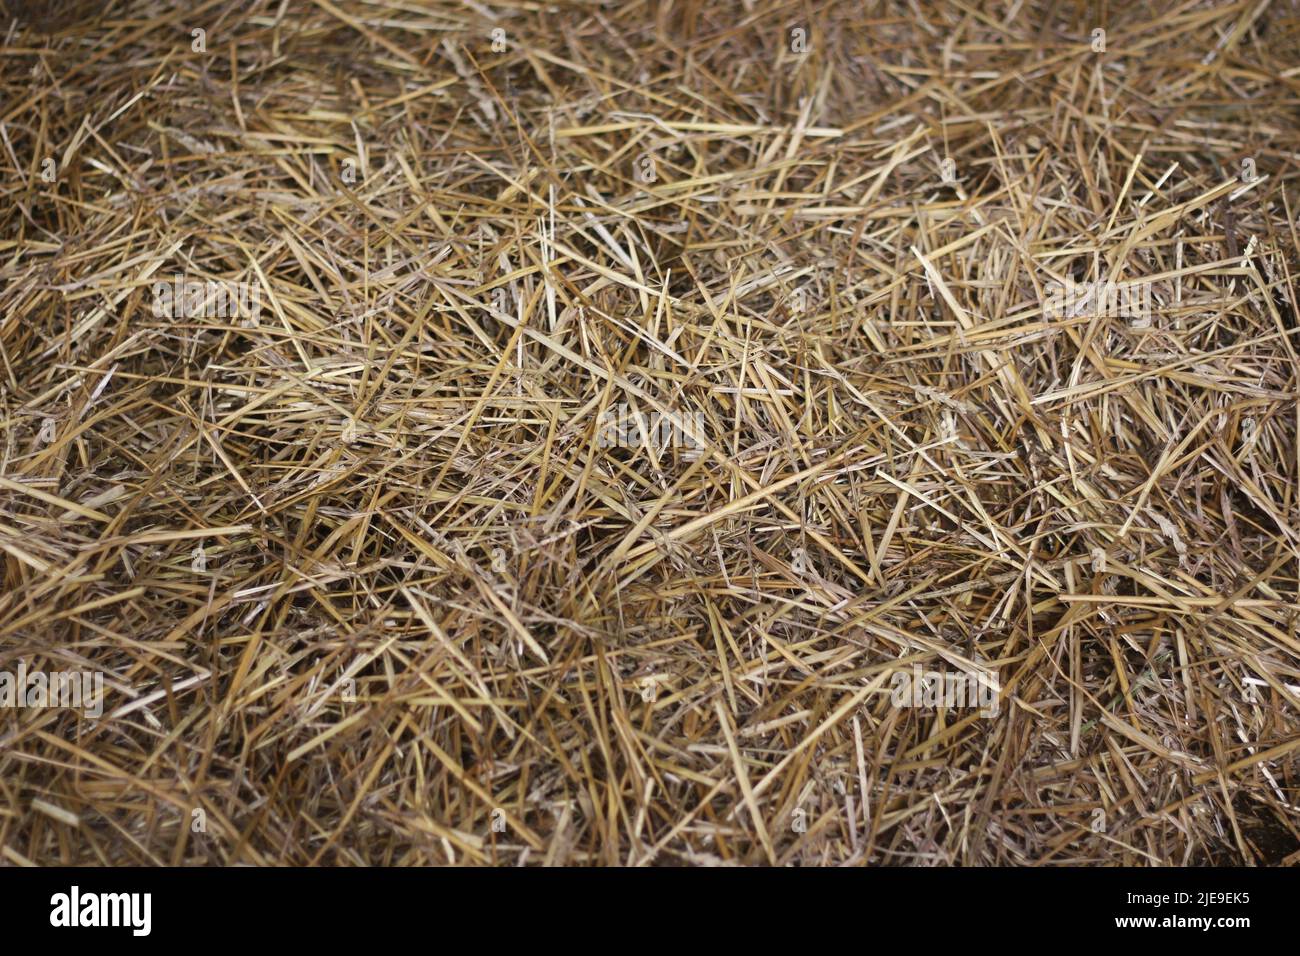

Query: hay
1,0,1298,866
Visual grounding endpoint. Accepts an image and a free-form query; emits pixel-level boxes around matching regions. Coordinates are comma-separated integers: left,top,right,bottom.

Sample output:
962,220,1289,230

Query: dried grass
1,0,1299,865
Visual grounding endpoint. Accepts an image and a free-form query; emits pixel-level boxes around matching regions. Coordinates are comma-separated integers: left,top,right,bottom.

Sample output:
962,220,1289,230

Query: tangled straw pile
2,0,1298,866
